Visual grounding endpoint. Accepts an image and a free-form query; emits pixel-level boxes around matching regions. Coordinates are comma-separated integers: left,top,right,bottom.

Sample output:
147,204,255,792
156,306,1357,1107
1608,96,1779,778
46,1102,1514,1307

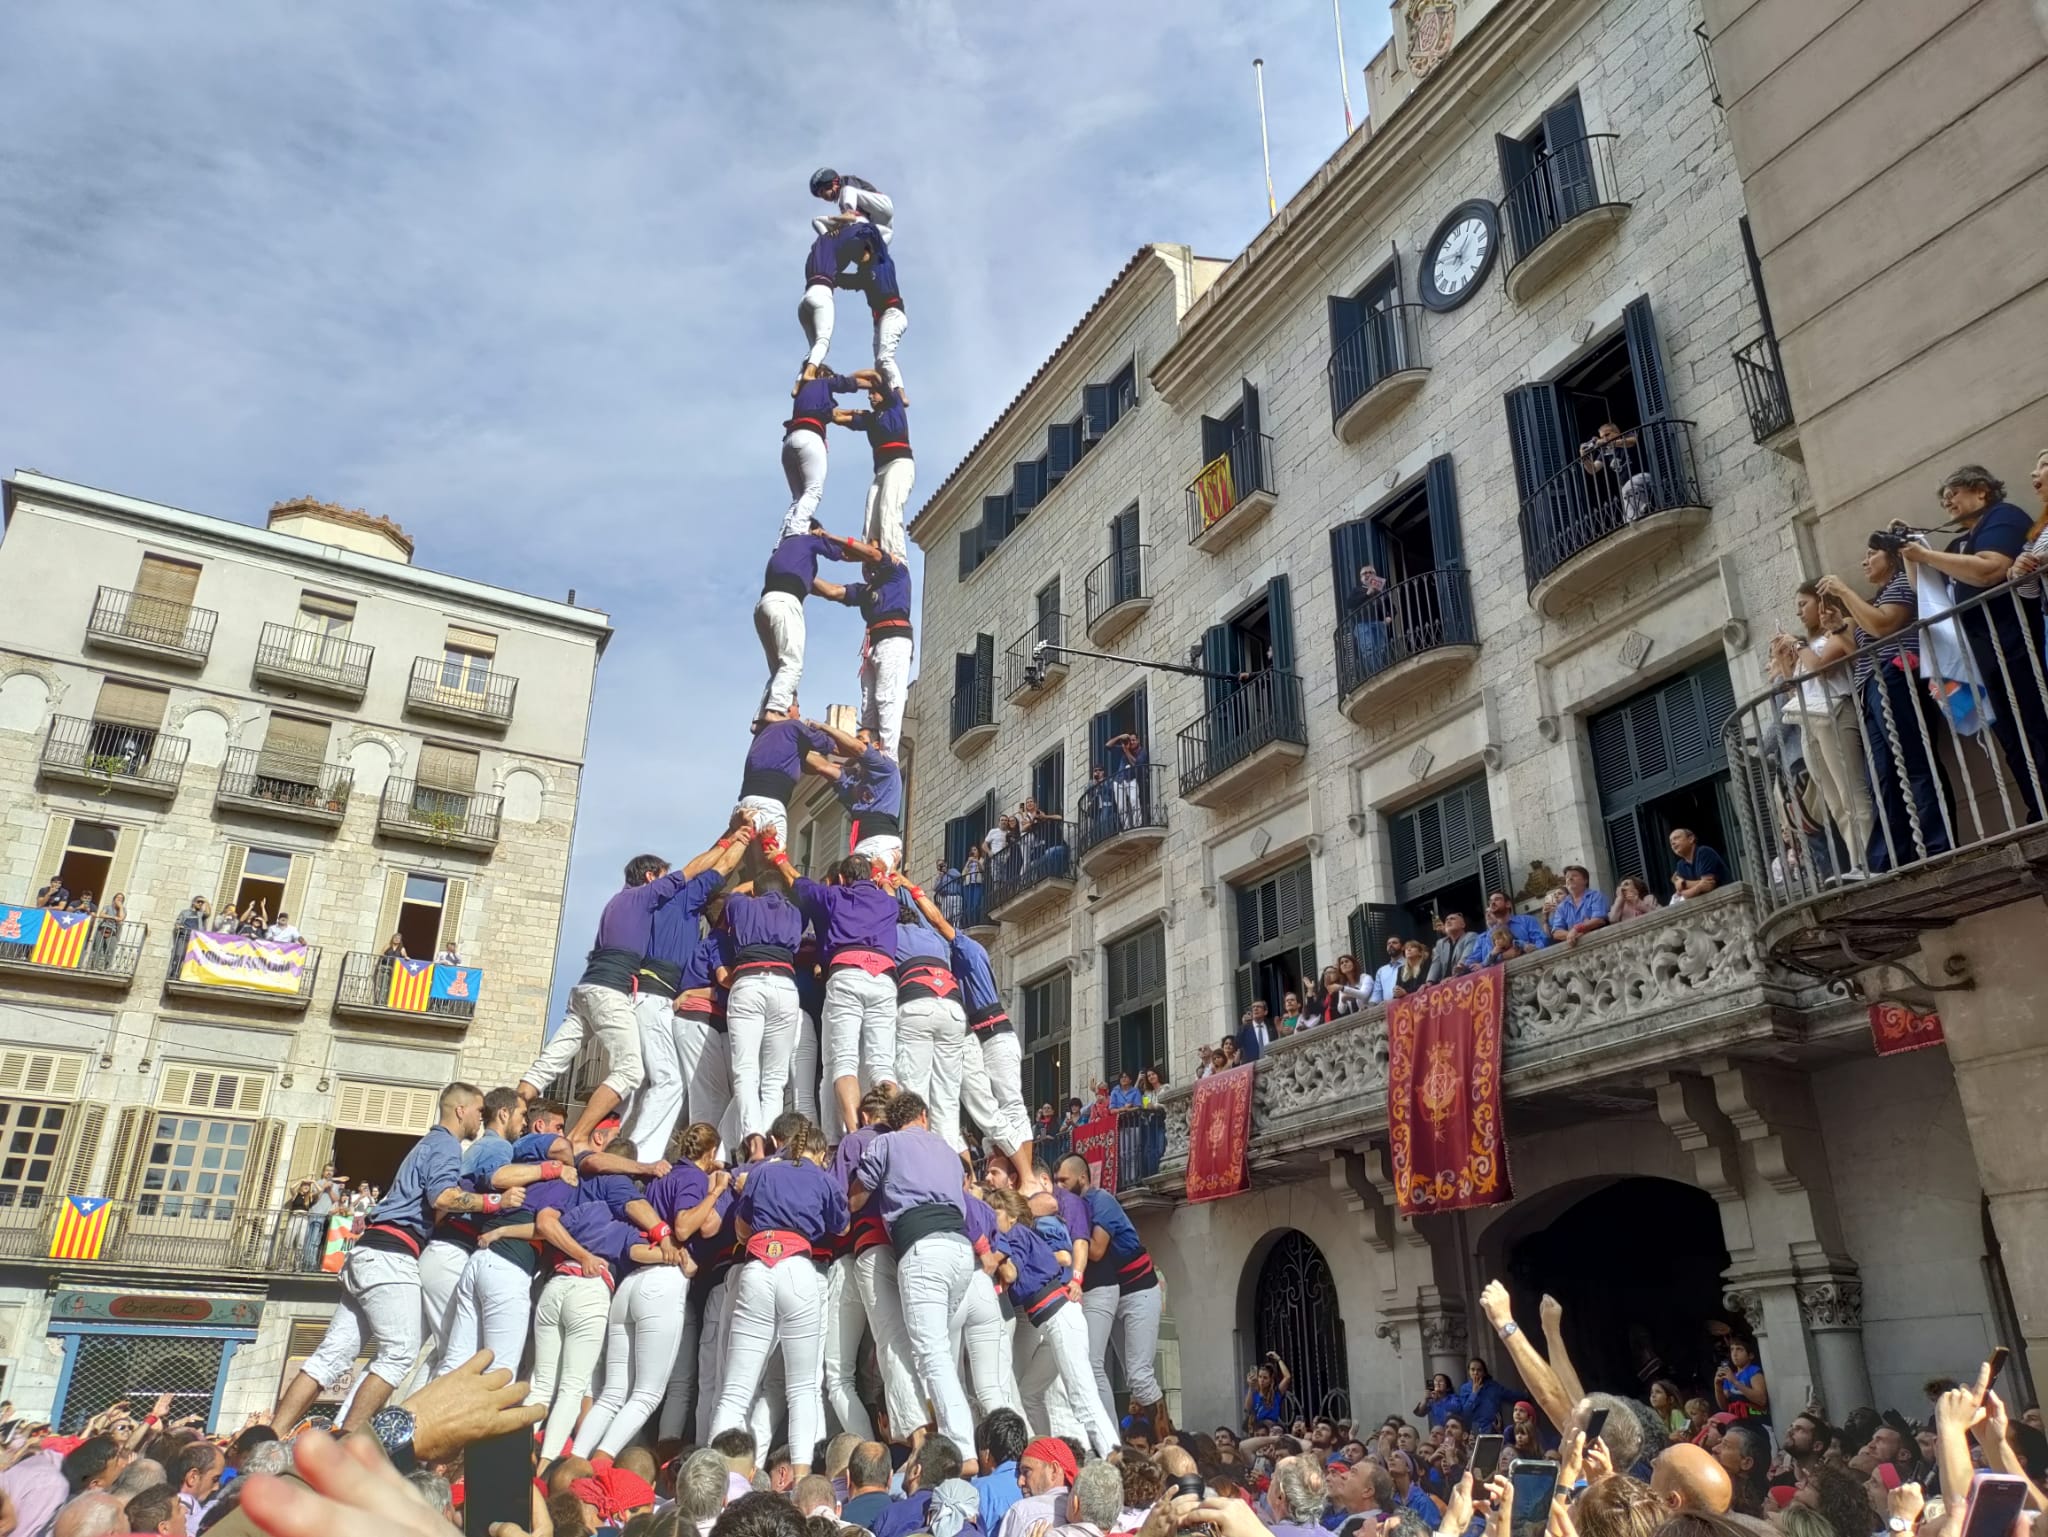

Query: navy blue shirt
787,372,862,436
795,941,825,1016
895,918,948,964
1674,844,1731,887
843,393,912,472
991,1214,1067,1305
762,533,843,601
372,1125,464,1240
793,877,898,957
835,747,903,818
643,868,725,970
1948,502,2034,603
725,890,805,955
836,225,900,310
838,555,914,628
738,1157,848,1242
804,224,872,288
579,1171,645,1222
1084,1187,1142,1260
560,1204,642,1276
949,932,1000,1014
741,719,834,804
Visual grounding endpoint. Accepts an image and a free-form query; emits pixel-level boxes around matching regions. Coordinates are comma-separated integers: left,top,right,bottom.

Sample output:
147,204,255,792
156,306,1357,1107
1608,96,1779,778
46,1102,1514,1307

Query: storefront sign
51,1290,264,1328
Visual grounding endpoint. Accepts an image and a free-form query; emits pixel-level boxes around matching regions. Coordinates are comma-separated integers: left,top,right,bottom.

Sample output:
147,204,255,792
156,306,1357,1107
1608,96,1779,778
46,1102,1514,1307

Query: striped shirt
1853,573,1917,685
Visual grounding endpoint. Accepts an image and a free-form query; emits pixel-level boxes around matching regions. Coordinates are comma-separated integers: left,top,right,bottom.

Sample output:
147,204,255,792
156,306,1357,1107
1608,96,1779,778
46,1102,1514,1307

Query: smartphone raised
1961,1472,2028,1537
1509,1459,1561,1537
1583,1407,1610,1444
1472,1435,1505,1478
1981,1346,2010,1402
462,1427,534,1537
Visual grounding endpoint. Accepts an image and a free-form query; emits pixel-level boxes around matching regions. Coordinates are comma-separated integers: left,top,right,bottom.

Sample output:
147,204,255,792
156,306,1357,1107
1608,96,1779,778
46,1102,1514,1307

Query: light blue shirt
1371,960,1402,1004
1552,889,1609,933
1487,913,1549,960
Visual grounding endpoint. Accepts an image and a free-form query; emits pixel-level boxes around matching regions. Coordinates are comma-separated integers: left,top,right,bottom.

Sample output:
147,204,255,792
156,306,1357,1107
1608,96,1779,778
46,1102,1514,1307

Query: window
1088,686,1149,774
52,821,118,906
413,743,480,820
945,791,998,871
1030,746,1065,817
1105,923,1167,1080
1085,361,1138,443
441,626,496,695
138,1115,251,1220
92,679,168,731
1328,457,1471,687
0,1101,68,1212
1020,971,1071,1115
965,359,1137,576
950,635,995,741
1035,578,1063,647
1200,576,1298,706
397,873,450,958
218,846,294,924
289,592,356,669
133,553,201,614
1495,91,1599,264
1328,260,1412,411
1232,860,1315,1022
1589,659,1740,892
1386,776,1507,936
257,715,332,793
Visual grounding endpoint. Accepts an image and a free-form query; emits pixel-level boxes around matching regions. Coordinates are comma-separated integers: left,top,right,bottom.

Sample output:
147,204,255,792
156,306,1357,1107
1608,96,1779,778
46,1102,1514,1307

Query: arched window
1252,1231,1350,1421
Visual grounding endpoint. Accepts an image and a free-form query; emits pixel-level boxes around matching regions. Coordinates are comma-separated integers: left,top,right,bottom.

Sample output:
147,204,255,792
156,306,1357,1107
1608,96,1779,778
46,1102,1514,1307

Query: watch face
1421,199,1501,311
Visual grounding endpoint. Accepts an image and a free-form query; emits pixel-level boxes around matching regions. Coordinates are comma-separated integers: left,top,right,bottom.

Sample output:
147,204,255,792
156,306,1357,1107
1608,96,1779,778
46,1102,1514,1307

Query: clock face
1419,199,1501,311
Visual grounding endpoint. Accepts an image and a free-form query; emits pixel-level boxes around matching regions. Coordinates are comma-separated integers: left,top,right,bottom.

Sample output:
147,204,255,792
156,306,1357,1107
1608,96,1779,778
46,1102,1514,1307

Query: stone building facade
901,0,2037,1433
0,473,607,1425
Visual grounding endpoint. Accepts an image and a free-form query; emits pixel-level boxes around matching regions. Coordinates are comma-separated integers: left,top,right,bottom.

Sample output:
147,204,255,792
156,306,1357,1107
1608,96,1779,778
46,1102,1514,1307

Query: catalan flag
29,910,90,970
385,957,433,1013
49,1195,113,1260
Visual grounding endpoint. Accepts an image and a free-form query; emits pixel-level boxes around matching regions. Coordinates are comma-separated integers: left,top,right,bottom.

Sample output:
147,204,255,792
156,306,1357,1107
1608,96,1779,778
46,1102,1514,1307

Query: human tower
272,170,1170,1476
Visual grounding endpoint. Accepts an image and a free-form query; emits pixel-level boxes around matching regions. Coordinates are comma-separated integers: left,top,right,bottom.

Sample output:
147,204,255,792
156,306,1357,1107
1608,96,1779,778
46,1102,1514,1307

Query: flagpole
1254,57,1277,219
1333,0,1355,133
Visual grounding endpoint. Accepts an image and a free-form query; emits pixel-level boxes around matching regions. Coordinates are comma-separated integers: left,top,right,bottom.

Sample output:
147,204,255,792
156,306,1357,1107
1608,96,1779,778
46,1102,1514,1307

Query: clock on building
1418,198,1501,311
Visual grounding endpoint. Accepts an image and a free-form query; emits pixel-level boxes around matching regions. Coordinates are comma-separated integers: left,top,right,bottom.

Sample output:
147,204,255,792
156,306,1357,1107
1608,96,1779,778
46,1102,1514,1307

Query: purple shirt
741,719,834,803
896,918,948,964
852,1126,967,1231
786,373,861,435
645,868,726,969
991,1215,1068,1303
835,746,903,817
593,866,711,954
949,932,1001,1014
830,1124,881,1195
516,1175,584,1221
837,555,914,627
762,533,843,601
738,1157,849,1242
679,929,733,992
560,1206,642,1275
578,1171,645,1222
804,224,872,287
726,889,805,954
648,1163,709,1229
793,876,898,957
1054,1189,1092,1258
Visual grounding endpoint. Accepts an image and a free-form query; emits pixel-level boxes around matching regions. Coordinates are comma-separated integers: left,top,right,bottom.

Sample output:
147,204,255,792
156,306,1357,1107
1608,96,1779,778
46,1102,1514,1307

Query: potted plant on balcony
325,784,350,815
423,808,464,838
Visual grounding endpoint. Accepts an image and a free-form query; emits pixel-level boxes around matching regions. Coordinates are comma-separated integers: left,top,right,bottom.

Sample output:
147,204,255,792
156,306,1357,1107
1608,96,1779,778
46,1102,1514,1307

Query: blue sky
0,1,1391,1025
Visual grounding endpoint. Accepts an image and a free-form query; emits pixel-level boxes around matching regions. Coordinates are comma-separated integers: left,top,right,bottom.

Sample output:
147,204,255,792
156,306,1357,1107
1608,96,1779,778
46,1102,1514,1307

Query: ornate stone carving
1408,744,1435,780
1162,1098,1190,1164
1420,1308,1468,1355
1618,630,1653,671
1253,1015,1391,1127
1724,1288,1765,1335
1403,0,1458,78
1799,1279,1864,1329
1375,1319,1401,1349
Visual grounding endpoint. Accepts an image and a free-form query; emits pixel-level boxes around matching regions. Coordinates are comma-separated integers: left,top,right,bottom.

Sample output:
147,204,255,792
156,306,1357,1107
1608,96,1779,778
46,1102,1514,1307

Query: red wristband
481,1193,503,1214
973,1235,991,1256
644,1221,672,1245
539,1161,561,1180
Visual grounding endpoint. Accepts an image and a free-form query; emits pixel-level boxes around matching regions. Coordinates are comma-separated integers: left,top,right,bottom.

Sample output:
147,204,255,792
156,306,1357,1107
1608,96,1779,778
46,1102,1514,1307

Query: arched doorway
1500,1177,1731,1397
1251,1231,1351,1421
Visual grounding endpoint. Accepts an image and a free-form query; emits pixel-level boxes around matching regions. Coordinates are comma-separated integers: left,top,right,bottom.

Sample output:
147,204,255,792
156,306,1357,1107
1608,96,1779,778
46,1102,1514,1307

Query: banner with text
179,930,309,995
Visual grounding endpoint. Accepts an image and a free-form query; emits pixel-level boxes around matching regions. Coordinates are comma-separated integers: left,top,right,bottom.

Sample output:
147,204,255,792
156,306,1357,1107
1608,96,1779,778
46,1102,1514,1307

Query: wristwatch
1499,1321,1521,1339
1888,1519,1913,1534
368,1404,417,1474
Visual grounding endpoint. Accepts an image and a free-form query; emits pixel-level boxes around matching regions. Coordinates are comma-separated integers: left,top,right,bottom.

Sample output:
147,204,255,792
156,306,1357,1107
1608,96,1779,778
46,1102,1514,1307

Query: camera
1868,519,1933,554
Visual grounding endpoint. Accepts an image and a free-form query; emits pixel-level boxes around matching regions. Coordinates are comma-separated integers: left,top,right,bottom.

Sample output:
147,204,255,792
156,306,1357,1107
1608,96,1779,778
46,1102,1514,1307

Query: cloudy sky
0,1,1391,1020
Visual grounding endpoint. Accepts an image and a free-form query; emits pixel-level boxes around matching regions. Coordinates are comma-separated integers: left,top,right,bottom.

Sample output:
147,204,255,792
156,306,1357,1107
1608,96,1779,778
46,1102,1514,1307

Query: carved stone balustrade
1141,886,1851,1198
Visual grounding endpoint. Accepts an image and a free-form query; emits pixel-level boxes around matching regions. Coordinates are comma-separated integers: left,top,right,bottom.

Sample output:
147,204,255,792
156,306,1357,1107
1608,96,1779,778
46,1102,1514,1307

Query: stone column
1724,1270,1817,1417
1419,1286,1470,1386
1798,1275,1872,1421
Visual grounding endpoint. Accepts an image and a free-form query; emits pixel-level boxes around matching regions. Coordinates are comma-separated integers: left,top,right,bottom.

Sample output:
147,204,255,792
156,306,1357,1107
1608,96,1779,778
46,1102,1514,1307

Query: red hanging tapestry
1185,1063,1254,1203
1387,967,1511,1216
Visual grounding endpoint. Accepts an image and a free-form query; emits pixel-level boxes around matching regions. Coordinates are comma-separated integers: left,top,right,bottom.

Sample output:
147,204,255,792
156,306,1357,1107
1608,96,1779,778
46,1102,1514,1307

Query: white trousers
873,307,908,395
520,1008,585,1097
821,1253,872,1438
620,992,687,1162
788,1008,819,1120
695,1274,730,1442
754,591,808,720
726,972,801,1142
899,1233,976,1450
812,193,894,243
416,1238,468,1368
862,457,915,564
853,1246,924,1436
800,282,834,369
578,1265,687,1458
948,1270,1018,1420
711,1259,826,1467
861,635,913,760
852,833,903,873
972,1029,1035,1156
439,1247,534,1377
734,795,790,852
1017,1306,1120,1455
902,997,968,1150
304,1245,422,1390
529,1272,611,1459
574,982,643,1099
781,430,828,541
1114,778,1141,828
821,968,897,1098
1082,1283,1165,1420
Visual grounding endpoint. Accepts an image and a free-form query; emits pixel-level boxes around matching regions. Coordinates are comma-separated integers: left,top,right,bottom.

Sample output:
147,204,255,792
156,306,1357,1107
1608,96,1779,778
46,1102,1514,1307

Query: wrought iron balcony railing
1733,333,1795,444
377,778,503,849
986,823,1076,914
1517,416,1705,594
1500,133,1627,282
40,716,190,795
0,911,145,984
85,586,217,663
215,747,354,822
406,656,517,726
1004,612,1070,701
950,667,995,746
253,622,374,698
1334,568,1478,701
335,951,483,1023
1176,669,1307,798
1185,430,1277,546
1073,762,1168,865
1084,545,1150,636
1327,304,1427,425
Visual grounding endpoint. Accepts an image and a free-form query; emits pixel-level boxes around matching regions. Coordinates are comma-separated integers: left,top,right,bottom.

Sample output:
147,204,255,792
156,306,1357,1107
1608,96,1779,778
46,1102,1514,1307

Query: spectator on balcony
933,858,963,923
435,941,461,966
1905,464,2048,825
33,875,68,909
90,894,125,969
1773,584,1874,879
1141,1068,1165,1104
1817,538,1952,873
1079,764,1116,847
1219,1036,1242,1070
171,895,207,951
70,890,96,917
239,899,270,937
1427,912,1486,982
1277,993,1305,1036
1609,876,1661,923
1196,1044,1218,1078
1482,892,1547,960
382,933,410,960
1485,924,1528,964
2007,448,2048,599
1392,941,1432,997
1580,423,1652,524
1238,1001,1275,1062
1369,938,1406,1004
1107,733,1151,829
1548,866,1610,945
1105,1073,1139,1110
265,911,301,944
962,842,988,927
1668,829,1729,901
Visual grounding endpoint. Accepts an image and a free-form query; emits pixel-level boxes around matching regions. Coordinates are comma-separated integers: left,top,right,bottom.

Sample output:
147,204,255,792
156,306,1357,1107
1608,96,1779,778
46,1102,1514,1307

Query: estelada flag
30,911,90,970
49,1195,113,1260
385,958,433,1013
1387,966,1513,1217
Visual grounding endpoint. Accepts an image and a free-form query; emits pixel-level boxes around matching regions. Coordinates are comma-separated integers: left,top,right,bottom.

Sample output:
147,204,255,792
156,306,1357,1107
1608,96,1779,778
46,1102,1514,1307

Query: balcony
335,951,483,1025
39,717,189,799
1004,613,1071,705
1185,430,1277,554
0,910,144,988
214,747,355,828
376,778,503,852
950,669,996,758
83,586,217,667
1501,133,1629,302
1518,416,1708,617
405,656,517,729
1327,305,1429,442
1335,568,1480,723
1137,886,1852,1194
1175,669,1307,807
1727,576,2048,985
985,825,1077,923
1733,334,1798,454
1085,546,1151,644
18,1201,338,1278
1074,763,1168,877
164,932,320,1012
252,622,374,701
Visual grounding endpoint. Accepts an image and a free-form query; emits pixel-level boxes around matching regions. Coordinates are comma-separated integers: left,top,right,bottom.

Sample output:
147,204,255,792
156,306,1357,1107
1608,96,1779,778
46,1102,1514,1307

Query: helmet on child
808,167,839,197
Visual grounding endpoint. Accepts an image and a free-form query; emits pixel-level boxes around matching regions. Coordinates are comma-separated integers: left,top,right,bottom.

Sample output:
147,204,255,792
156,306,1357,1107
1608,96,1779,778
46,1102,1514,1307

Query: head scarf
929,1478,981,1537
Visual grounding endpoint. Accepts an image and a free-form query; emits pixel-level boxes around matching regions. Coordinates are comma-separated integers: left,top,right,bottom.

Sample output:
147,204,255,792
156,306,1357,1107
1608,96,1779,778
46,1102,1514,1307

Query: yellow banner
1194,452,1237,530
178,930,309,995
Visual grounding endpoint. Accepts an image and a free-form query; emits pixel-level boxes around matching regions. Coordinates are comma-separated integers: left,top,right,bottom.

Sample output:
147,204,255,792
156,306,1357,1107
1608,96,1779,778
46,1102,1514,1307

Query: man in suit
1237,1000,1274,1063
1427,911,1488,982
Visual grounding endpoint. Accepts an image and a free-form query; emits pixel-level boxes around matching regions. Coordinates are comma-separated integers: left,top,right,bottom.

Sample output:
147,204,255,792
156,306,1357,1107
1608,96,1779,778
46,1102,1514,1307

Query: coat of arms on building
1406,0,1458,77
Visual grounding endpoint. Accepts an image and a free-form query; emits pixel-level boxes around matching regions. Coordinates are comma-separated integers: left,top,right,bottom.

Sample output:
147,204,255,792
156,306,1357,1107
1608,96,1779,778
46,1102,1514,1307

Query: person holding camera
1244,1353,1291,1432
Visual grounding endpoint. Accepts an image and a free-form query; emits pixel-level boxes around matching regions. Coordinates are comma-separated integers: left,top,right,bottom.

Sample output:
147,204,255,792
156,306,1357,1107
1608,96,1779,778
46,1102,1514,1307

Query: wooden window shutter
237,1074,268,1115
336,1081,435,1134
29,817,74,899
105,827,141,908
262,715,331,767
0,1049,87,1098
104,1106,150,1203
134,554,201,606
417,744,479,790
446,625,497,656
372,871,407,948
249,1119,286,1207
58,1102,108,1196
281,854,312,924
215,846,251,916
284,1123,331,1188
93,679,169,729
437,878,468,953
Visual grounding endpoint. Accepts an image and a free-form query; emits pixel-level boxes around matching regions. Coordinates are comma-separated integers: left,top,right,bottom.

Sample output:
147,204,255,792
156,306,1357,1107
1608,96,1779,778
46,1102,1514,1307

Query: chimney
267,497,415,563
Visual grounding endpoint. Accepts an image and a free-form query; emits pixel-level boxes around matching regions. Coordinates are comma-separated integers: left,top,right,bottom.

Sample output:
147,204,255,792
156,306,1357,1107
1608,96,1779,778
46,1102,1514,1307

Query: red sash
828,948,895,978
745,1229,814,1266
850,1211,889,1253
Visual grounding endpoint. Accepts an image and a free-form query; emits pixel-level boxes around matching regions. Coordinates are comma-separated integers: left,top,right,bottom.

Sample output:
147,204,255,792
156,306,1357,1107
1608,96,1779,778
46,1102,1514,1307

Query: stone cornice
1147,0,1599,409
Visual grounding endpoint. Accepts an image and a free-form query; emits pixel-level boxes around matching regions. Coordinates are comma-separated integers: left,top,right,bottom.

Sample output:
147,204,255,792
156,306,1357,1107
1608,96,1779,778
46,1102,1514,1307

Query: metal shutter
93,680,169,729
